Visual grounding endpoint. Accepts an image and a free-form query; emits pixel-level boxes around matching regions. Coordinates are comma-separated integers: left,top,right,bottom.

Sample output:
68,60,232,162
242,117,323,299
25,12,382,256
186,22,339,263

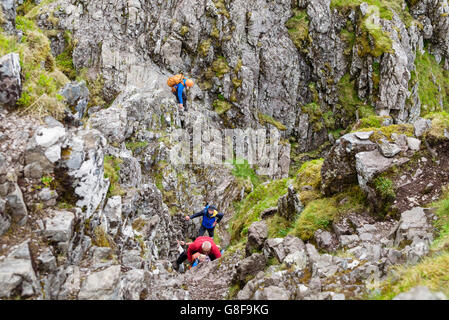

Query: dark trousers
176,250,188,265
173,90,188,111
198,225,215,238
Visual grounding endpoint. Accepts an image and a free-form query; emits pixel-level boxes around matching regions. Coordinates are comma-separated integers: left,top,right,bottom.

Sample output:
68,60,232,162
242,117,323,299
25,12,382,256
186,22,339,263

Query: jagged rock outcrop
410,0,449,69
0,53,22,109
277,185,304,221
0,241,39,298
245,221,267,257
321,132,378,195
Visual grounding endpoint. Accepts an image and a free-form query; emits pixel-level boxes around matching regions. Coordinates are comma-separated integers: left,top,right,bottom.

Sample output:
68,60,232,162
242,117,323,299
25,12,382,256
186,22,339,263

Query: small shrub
373,176,396,200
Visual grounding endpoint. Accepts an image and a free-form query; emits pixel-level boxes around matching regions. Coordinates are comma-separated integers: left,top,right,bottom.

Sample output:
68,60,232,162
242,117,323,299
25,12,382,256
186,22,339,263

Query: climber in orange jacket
167,74,194,111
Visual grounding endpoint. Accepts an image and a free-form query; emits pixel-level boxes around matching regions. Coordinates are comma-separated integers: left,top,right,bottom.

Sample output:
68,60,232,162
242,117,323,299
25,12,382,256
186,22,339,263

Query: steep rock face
1,0,449,302
411,0,449,69
34,0,437,154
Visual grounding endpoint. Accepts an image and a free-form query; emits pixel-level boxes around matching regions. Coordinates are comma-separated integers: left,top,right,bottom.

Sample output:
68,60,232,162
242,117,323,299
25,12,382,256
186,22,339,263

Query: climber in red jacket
174,236,221,271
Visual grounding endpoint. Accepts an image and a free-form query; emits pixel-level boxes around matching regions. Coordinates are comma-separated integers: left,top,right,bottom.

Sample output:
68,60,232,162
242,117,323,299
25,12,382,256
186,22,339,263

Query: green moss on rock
213,99,232,115
285,9,309,49
198,39,211,57
258,112,287,131
104,155,124,197
212,56,230,78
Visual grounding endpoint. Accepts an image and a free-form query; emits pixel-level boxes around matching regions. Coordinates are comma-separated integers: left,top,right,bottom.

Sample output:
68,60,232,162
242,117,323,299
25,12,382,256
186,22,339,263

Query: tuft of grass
289,185,366,241
211,56,230,78
355,123,414,142
430,188,449,251
229,178,291,244
179,25,189,36
1,14,69,119
125,140,148,153
355,5,394,58
198,39,211,57
104,155,124,197
331,0,416,27
413,51,449,115
373,252,449,300
294,158,324,205
266,214,292,238
92,226,115,248
301,102,324,132
55,31,76,79
213,99,232,115
423,112,449,141
285,9,309,49
230,158,261,189
373,176,396,201
258,112,287,131
337,74,375,127
355,115,384,129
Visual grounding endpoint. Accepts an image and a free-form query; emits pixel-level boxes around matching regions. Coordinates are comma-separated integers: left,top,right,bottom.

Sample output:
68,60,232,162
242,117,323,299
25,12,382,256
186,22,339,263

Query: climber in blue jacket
185,204,224,238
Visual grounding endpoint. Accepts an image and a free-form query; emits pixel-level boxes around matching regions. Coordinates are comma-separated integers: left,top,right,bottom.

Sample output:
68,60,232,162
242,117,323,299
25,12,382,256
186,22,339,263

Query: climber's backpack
167,74,186,92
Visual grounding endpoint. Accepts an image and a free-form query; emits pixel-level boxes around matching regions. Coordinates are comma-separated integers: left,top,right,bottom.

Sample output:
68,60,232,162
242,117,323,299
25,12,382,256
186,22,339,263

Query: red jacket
187,236,221,262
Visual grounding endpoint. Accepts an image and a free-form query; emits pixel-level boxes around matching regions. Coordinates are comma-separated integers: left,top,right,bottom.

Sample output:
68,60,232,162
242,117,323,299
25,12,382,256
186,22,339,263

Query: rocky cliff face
1,0,449,300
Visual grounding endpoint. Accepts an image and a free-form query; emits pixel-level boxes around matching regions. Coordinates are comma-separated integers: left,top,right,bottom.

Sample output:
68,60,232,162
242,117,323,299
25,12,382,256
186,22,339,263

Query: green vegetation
104,155,124,197
230,158,262,189
413,51,449,115
92,226,115,248
125,140,149,153
198,39,211,57
423,112,449,141
229,178,291,244
285,9,309,49
294,158,324,205
355,5,394,58
432,188,449,251
211,56,230,78
373,176,396,201
266,214,291,238
213,99,232,115
213,0,230,19
301,103,324,132
340,28,356,55
331,0,415,27
180,25,189,36
355,115,384,129
0,14,69,119
336,74,377,129
40,175,54,188
289,185,366,241
257,112,287,131
372,189,449,299
55,31,76,79
355,123,414,142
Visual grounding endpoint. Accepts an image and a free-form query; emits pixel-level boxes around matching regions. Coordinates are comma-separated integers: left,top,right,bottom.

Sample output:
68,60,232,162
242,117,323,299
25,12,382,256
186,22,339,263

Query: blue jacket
174,79,186,104
190,205,224,229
